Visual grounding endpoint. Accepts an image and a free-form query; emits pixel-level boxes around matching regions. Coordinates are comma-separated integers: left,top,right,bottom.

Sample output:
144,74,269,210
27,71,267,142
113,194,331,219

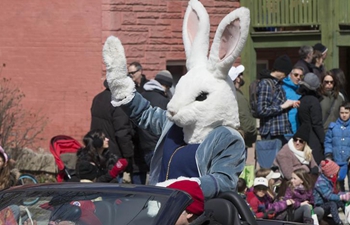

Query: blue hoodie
282,75,301,133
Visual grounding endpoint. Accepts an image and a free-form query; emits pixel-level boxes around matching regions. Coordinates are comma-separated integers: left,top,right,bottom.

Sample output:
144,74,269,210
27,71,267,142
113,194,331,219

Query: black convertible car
0,183,302,225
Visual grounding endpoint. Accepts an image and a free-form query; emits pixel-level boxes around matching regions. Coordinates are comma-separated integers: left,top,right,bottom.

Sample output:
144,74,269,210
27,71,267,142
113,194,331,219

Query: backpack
249,78,275,118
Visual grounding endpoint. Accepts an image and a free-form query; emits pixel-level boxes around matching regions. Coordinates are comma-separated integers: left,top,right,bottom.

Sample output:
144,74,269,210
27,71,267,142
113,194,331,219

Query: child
0,146,19,190
246,177,293,219
324,102,350,191
252,168,281,200
237,178,248,197
284,169,323,224
314,160,350,225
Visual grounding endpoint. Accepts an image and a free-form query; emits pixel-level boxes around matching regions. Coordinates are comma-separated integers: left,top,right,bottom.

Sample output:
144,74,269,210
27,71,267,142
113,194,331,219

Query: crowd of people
234,43,350,225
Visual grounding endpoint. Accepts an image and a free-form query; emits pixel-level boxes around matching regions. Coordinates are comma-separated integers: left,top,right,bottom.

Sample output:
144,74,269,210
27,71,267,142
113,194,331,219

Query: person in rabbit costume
103,0,250,199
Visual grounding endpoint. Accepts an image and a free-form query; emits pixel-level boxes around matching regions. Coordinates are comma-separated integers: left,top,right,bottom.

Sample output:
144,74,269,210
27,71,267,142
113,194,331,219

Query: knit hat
0,146,8,163
272,55,293,75
299,72,321,91
76,162,98,181
253,177,268,187
313,43,328,55
167,180,204,215
71,200,102,225
293,124,310,143
320,160,339,178
155,70,173,87
228,65,245,81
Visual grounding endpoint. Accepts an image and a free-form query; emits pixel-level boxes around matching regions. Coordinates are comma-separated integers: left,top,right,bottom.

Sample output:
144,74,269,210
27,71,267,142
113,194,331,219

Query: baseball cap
253,177,268,187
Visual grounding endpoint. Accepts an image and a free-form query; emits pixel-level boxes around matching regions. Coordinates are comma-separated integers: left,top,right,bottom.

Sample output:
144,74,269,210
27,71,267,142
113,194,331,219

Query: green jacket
236,88,257,147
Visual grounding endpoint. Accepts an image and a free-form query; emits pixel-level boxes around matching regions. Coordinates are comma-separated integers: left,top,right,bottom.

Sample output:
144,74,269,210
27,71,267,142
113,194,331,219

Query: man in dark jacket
90,80,134,177
128,62,148,93
294,45,313,74
229,65,257,149
140,70,173,166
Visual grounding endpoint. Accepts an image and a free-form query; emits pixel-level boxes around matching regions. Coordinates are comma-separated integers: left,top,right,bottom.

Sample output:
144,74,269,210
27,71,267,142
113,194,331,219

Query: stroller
50,135,82,182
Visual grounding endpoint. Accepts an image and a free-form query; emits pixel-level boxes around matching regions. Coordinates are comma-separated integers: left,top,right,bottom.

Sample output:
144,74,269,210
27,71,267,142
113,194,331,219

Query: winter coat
121,93,246,199
273,143,319,180
138,80,170,166
320,91,344,133
135,75,148,93
313,174,343,206
90,81,134,159
246,191,287,218
324,118,350,163
294,59,312,74
298,94,325,164
282,75,301,133
310,64,325,80
75,148,116,183
236,88,257,147
142,80,169,110
284,186,314,209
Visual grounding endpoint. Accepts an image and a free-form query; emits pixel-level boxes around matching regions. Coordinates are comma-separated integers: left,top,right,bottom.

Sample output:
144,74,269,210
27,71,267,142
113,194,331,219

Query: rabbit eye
195,92,208,101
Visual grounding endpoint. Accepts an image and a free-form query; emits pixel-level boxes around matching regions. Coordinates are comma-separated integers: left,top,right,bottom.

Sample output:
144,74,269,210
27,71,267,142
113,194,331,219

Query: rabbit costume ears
183,0,250,78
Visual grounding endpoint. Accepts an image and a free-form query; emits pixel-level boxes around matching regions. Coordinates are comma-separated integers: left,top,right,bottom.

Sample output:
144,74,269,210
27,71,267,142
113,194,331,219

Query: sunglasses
293,137,305,144
292,73,303,78
128,70,140,76
323,80,334,84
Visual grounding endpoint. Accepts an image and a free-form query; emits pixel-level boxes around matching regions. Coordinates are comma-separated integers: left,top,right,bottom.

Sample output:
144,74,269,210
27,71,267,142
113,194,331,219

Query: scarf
288,139,310,165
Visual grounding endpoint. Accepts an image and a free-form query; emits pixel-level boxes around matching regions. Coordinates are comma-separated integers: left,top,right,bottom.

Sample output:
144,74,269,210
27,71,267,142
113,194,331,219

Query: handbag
255,139,282,169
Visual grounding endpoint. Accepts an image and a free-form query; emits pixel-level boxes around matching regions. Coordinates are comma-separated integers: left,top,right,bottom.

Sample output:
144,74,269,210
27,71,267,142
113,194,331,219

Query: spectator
48,201,102,225
238,177,248,196
90,80,135,181
142,70,173,109
282,66,304,135
294,46,313,74
330,68,348,101
0,146,19,190
324,102,350,191
229,65,257,148
128,62,148,93
320,71,344,133
297,73,325,164
313,43,328,61
75,129,128,183
311,50,325,80
252,168,281,201
284,169,323,223
246,177,294,219
314,160,350,225
274,124,319,181
139,70,174,168
257,55,298,145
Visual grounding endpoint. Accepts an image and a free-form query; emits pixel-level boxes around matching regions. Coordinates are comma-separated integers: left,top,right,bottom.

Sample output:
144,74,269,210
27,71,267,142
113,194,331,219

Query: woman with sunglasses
274,123,319,182
320,71,344,133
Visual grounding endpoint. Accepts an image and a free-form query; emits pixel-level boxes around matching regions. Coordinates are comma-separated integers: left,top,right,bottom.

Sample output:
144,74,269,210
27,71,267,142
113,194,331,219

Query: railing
338,0,350,25
247,0,320,28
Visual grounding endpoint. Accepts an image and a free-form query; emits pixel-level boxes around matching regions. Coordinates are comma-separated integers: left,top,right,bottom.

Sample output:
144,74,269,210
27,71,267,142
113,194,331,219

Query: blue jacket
282,76,301,133
122,93,246,199
324,118,350,163
313,174,342,206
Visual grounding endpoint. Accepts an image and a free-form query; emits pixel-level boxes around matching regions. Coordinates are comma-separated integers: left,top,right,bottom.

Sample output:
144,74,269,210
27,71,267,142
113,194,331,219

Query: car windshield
0,183,191,225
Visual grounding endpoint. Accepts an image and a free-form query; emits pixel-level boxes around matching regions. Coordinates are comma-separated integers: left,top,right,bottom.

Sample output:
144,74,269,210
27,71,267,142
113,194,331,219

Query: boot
303,217,314,224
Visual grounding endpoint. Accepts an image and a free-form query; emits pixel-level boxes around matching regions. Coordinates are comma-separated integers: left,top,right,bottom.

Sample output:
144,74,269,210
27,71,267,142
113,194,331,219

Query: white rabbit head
166,0,250,144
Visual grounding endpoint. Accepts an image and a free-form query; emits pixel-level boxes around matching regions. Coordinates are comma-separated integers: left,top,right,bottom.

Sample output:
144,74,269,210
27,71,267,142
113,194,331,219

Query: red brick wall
0,0,240,150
